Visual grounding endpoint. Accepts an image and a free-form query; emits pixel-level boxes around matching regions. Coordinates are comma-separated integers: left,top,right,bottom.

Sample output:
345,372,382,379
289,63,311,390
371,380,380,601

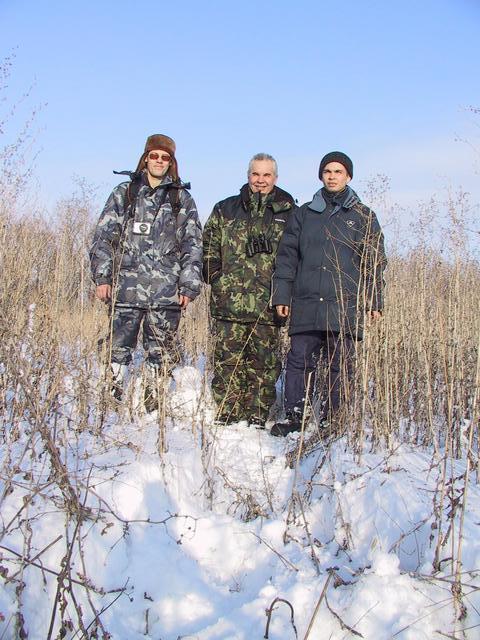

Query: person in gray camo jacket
89,134,202,409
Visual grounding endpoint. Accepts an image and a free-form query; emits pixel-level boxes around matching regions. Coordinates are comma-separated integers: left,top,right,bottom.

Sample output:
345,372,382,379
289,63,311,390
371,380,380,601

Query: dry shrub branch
0,62,479,632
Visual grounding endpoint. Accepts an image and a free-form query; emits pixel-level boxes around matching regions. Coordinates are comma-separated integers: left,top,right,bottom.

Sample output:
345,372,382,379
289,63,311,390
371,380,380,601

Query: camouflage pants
104,305,181,367
212,320,282,424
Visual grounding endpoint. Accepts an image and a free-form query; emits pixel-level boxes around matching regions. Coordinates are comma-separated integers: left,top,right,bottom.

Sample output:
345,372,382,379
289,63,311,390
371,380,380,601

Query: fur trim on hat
135,134,179,181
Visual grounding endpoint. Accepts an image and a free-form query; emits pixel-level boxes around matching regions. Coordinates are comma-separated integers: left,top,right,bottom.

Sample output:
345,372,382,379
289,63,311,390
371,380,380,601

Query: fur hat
135,134,179,181
319,151,353,179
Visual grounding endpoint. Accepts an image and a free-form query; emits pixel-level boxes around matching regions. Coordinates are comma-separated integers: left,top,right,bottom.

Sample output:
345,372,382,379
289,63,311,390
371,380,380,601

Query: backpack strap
168,186,182,216
168,181,191,218
168,187,188,245
112,170,142,218
126,179,142,217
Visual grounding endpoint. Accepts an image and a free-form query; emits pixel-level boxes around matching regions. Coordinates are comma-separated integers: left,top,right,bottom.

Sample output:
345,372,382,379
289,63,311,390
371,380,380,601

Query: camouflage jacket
90,172,203,309
272,186,386,339
203,184,295,325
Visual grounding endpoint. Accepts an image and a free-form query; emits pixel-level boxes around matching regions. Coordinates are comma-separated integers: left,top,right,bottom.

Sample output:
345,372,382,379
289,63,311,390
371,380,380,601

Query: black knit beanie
318,152,353,179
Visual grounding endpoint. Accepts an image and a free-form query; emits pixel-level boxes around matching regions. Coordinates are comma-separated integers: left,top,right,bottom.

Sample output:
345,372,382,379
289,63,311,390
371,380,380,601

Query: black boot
111,383,123,403
270,409,303,437
144,384,158,413
110,363,127,403
143,363,161,413
249,413,269,429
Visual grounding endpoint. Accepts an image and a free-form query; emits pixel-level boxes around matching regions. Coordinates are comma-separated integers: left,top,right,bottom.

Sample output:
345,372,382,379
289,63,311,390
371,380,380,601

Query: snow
1,364,479,639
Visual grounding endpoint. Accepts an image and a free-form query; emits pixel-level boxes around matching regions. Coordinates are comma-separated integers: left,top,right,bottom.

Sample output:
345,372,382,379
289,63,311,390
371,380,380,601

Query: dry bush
0,194,479,635
0,61,479,630
356,247,480,451
0,174,478,456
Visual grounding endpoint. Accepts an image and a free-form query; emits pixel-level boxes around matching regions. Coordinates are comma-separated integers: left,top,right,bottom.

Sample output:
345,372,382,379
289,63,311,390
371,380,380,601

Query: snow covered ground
1,365,479,639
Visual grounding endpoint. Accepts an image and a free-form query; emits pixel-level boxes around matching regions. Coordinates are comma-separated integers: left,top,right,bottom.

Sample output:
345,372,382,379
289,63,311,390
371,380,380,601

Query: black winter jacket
272,186,386,338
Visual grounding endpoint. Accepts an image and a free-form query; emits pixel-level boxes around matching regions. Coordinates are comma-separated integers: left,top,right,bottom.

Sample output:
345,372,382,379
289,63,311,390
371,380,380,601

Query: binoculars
246,233,273,257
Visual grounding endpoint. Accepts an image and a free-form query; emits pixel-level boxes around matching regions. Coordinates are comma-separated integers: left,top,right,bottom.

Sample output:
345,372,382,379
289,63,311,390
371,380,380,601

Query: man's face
321,162,351,193
145,149,171,180
248,160,277,194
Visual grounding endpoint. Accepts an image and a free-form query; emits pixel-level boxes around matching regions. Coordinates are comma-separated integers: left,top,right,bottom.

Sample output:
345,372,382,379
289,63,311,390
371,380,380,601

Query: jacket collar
141,172,191,193
240,184,293,211
141,171,174,188
309,185,360,213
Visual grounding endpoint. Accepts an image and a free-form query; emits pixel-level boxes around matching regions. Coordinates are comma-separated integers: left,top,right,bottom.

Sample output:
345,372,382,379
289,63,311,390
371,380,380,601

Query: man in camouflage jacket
203,153,295,426
90,134,202,404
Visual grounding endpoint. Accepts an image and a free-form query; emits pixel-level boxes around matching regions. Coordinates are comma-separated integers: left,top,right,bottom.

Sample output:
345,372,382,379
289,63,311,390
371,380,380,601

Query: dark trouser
212,320,281,423
106,306,181,367
284,331,355,420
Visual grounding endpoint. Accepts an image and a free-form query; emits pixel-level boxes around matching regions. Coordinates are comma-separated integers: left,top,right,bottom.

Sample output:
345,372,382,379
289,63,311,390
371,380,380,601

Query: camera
133,221,152,235
246,232,273,257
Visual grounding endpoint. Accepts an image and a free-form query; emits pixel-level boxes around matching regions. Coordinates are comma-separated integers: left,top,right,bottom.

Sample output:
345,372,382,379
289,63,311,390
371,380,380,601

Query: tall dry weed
0,66,479,631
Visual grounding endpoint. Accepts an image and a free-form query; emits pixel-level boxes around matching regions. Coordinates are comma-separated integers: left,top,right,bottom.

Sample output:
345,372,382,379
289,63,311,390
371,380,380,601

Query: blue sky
1,0,479,233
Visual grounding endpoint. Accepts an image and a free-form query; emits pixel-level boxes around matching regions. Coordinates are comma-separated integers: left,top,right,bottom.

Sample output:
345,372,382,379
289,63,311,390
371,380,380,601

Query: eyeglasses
148,152,171,162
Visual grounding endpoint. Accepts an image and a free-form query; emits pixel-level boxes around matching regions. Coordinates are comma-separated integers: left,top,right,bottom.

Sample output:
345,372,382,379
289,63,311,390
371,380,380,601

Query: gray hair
248,153,278,177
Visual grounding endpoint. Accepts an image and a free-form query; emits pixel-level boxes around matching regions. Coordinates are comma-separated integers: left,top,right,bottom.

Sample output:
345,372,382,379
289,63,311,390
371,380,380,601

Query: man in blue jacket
270,152,386,436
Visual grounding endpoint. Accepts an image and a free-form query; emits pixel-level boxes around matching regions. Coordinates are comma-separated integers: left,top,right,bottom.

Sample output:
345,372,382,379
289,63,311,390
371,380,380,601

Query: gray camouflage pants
105,305,181,366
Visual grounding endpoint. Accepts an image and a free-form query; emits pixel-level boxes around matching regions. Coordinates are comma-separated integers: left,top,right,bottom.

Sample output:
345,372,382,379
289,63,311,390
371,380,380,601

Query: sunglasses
148,152,171,162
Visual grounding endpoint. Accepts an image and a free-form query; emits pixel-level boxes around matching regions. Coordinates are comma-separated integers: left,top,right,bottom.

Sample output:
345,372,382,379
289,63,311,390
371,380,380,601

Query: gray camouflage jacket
90,173,203,308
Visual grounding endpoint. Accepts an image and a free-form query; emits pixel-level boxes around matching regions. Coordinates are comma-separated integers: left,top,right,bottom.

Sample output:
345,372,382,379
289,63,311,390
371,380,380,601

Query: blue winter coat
271,186,386,339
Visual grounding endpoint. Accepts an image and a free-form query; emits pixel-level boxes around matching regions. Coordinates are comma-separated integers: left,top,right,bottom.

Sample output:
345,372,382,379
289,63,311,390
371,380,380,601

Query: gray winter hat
319,152,353,179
